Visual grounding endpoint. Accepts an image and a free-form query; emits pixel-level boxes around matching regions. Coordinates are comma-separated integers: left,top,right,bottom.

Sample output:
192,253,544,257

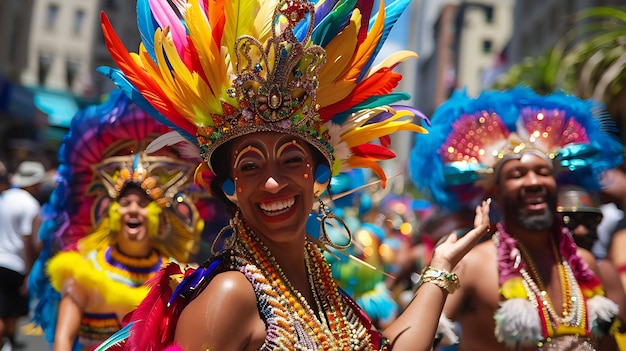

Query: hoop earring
210,212,239,256
313,164,331,197
317,199,352,250
221,178,239,204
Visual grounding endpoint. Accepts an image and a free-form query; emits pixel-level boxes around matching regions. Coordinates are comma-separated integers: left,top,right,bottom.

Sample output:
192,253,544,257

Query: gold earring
317,199,352,250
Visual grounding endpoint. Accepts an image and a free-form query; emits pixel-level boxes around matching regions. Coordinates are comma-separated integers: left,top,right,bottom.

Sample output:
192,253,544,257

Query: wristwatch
416,266,460,294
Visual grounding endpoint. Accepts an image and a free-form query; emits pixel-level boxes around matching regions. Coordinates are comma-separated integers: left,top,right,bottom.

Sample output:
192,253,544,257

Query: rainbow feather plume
100,0,426,183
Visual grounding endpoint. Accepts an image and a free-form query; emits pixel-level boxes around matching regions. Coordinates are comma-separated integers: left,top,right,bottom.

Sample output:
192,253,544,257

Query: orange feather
101,13,197,135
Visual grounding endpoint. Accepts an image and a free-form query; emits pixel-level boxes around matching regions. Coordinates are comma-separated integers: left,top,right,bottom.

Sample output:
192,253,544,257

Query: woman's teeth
126,218,141,229
259,197,295,214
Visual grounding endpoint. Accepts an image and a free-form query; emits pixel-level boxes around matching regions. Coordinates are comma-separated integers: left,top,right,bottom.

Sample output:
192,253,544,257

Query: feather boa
47,250,150,308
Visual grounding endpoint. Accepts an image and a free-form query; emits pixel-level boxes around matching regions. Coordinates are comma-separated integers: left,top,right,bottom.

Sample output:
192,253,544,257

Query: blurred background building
0,0,139,171
410,0,623,118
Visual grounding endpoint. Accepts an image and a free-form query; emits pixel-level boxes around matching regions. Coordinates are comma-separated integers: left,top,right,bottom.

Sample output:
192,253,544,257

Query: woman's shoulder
198,270,256,300
176,270,263,350
183,270,257,318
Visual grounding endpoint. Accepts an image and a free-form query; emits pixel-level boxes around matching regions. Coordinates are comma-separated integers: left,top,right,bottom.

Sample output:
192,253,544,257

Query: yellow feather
339,107,394,135
160,26,219,121
315,10,363,108
343,122,427,148
130,51,144,68
318,12,360,85
254,0,279,42
341,111,427,147
223,0,258,63
187,0,227,103
365,51,419,79
138,46,172,98
153,30,199,122
316,80,357,108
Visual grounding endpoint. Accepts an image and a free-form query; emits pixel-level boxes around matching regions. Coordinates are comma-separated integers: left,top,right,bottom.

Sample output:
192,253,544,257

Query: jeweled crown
197,0,332,167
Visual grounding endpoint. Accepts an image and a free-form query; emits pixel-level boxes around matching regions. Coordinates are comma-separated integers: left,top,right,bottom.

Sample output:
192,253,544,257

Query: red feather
127,263,185,351
101,13,196,136
351,144,396,160
379,135,391,148
355,0,374,44
318,69,401,120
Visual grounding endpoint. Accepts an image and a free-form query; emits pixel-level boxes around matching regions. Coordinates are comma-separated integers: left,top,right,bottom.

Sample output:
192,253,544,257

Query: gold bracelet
417,266,460,294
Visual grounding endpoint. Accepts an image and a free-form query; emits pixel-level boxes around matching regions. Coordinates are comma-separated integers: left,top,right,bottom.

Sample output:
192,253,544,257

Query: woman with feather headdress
94,0,491,350
29,90,204,351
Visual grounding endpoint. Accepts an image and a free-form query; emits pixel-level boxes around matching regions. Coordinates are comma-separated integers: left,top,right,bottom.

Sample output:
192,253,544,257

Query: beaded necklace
94,246,165,286
516,235,586,336
234,217,372,350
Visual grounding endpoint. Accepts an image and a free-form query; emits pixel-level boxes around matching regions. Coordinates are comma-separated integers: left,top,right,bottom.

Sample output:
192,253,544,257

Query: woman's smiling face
117,186,152,247
229,132,317,242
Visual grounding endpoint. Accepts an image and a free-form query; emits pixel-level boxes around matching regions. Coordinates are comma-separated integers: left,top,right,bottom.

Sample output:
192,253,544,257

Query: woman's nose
262,176,286,194
127,200,141,212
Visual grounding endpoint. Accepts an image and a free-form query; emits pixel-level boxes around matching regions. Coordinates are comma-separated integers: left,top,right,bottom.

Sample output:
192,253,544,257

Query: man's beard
502,195,555,231
517,207,554,231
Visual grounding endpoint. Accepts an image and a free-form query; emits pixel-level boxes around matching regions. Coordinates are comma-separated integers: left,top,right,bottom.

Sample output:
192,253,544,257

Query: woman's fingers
457,199,491,245
430,199,492,270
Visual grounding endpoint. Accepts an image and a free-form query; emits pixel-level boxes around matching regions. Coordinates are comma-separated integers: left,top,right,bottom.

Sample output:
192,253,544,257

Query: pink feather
148,0,188,56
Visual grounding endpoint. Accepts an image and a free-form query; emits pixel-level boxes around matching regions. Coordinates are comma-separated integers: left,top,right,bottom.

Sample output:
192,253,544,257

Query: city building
410,0,623,120
0,0,140,167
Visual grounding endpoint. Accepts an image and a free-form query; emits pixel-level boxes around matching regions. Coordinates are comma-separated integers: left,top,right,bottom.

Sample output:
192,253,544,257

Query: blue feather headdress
409,87,623,211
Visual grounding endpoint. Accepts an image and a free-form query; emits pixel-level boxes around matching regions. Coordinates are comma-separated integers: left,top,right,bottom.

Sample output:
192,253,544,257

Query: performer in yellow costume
29,90,204,351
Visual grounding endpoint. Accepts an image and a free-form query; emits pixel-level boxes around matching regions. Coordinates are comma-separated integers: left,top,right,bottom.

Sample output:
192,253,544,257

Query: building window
105,0,118,11
46,4,59,30
66,59,80,88
38,53,54,85
482,40,493,54
73,9,85,34
484,6,494,24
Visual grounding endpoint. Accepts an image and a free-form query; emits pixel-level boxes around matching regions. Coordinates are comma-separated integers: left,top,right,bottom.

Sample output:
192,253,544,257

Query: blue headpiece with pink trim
409,87,623,210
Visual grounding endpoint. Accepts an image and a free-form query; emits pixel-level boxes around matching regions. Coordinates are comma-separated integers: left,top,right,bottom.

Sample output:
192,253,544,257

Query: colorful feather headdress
99,0,427,186
409,87,623,210
95,152,195,209
29,89,205,346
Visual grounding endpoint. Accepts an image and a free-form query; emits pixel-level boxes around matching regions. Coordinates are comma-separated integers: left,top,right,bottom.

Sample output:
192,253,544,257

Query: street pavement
10,316,48,351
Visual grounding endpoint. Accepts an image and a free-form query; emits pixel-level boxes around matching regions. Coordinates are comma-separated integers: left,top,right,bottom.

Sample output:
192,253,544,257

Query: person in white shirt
0,160,45,350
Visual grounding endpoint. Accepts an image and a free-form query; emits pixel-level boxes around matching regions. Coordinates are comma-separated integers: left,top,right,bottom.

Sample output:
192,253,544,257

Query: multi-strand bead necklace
516,236,587,336
234,218,372,350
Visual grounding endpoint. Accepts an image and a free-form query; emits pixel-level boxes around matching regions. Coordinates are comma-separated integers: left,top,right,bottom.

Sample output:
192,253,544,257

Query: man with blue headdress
409,87,623,350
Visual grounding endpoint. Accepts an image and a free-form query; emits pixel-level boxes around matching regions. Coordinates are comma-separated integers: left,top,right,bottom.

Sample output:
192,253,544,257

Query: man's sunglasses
560,213,603,231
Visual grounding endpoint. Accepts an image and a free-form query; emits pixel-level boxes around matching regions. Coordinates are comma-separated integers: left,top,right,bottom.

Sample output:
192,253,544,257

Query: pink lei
493,223,617,349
